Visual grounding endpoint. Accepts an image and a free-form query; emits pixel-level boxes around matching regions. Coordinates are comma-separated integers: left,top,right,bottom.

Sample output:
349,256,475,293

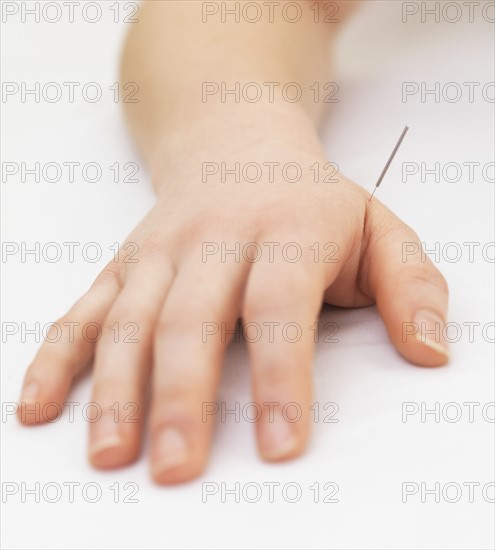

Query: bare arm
121,1,360,182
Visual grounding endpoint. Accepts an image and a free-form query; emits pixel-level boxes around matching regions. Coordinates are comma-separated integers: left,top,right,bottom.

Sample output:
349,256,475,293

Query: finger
89,254,175,469
150,256,246,484
363,200,450,367
18,263,122,425
242,247,329,462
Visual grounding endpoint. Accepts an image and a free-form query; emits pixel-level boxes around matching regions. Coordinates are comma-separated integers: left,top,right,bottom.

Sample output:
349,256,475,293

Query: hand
18,110,449,484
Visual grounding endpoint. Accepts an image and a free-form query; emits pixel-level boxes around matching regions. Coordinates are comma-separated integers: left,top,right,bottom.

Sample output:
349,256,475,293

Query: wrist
150,102,325,195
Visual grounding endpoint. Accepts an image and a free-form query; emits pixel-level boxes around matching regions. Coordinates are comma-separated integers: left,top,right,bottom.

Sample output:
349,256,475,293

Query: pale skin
18,1,449,484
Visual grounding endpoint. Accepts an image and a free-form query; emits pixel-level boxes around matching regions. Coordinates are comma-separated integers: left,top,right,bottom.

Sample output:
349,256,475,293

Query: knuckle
108,299,154,328
138,237,173,265
409,266,449,296
37,314,87,358
254,361,297,390
243,266,315,320
94,261,125,290
153,316,199,345
150,388,205,432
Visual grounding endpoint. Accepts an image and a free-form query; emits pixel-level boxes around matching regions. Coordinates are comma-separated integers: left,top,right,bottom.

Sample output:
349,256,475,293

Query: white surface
1,1,494,549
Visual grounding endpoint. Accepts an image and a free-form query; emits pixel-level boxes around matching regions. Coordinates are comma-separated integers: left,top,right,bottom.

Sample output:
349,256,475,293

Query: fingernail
89,415,123,457
152,428,189,476
20,380,40,404
260,408,298,460
413,309,449,357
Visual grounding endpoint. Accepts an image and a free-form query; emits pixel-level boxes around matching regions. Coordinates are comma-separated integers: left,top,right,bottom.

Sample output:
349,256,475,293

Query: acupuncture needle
369,126,409,202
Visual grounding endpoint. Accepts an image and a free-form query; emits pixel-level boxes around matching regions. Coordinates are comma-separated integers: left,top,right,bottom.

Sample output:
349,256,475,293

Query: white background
1,1,494,549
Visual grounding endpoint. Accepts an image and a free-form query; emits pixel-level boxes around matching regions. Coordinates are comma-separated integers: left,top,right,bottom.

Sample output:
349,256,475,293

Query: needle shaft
369,126,409,201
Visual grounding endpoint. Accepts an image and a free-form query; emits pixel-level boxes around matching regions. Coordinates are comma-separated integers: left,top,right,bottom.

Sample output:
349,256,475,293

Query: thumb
362,200,450,367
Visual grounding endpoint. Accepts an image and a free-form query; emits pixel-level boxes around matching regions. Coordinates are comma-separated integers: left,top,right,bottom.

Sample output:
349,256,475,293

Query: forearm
121,0,358,190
